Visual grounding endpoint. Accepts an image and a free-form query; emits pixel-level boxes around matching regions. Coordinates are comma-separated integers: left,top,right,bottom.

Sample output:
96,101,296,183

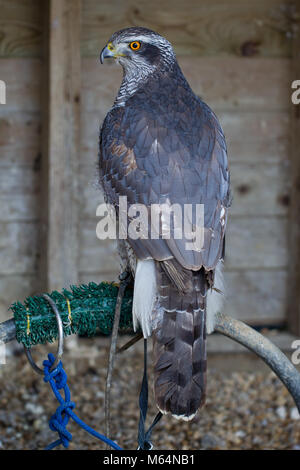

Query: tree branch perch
214,312,300,413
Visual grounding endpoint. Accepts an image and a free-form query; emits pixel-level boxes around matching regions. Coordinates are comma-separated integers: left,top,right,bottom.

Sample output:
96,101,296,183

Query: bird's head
100,27,176,75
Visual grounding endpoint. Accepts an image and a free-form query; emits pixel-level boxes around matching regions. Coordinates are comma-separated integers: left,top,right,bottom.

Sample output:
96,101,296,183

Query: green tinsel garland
10,282,134,349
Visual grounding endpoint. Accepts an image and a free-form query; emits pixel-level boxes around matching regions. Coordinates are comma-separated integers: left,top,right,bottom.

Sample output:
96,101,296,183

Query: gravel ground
0,336,300,450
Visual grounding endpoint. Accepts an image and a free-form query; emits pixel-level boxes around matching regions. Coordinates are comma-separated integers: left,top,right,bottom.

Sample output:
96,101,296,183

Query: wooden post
288,15,300,335
39,0,81,292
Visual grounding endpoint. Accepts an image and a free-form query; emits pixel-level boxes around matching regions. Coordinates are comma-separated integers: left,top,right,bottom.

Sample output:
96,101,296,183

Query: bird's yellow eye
130,41,141,51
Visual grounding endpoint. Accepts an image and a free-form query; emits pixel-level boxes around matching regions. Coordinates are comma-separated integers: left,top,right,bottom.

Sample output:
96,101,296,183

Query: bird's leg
214,312,300,414
117,332,143,354
104,270,132,447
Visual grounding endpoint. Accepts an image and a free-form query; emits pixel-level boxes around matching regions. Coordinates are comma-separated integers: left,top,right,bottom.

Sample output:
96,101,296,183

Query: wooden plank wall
0,1,42,320
288,20,300,335
78,0,296,325
0,0,297,327
39,0,81,292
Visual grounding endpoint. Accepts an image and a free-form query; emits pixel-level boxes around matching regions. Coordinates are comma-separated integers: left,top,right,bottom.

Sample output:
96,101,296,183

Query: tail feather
152,264,207,420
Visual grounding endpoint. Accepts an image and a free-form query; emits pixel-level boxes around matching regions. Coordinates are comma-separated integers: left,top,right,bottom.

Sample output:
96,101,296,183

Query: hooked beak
100,42,126,64
100,44,114,64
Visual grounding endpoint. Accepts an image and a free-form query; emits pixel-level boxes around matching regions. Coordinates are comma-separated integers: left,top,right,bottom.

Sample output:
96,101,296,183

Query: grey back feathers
99,27,230,420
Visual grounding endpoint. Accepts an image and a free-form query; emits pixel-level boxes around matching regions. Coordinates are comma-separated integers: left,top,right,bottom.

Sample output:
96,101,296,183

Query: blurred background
1,0,299,334
0,0,300,450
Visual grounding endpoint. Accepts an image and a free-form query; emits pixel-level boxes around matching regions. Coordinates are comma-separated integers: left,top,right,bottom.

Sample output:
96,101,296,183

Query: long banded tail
152,264,207,420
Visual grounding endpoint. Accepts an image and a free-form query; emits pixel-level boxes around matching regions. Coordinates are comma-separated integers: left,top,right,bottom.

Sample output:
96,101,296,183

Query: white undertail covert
132,259,157,338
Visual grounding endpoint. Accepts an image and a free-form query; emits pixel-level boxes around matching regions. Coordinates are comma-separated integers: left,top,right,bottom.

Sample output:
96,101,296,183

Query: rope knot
43,353,75,448
48,401,75,448
43,353,67,388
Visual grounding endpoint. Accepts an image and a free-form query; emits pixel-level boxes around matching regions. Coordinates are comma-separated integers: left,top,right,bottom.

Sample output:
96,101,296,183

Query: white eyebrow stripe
118,35,166,45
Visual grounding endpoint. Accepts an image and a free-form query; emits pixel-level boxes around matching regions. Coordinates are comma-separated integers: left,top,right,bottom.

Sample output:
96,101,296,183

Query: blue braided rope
43,353,123,450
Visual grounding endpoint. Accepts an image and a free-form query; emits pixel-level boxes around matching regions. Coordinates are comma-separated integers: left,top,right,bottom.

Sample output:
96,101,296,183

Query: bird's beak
100,42,125,64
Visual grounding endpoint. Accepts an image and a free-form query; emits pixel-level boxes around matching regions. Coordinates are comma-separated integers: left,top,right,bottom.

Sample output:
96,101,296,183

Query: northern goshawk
99,27,230,421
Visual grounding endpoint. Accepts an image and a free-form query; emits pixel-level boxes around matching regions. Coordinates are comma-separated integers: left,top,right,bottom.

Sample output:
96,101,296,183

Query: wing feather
99,77,230,272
